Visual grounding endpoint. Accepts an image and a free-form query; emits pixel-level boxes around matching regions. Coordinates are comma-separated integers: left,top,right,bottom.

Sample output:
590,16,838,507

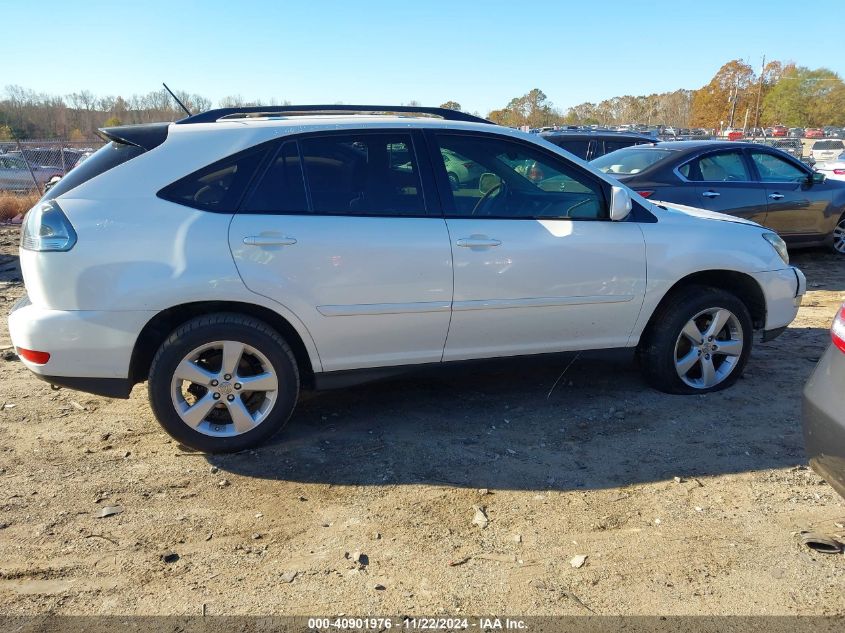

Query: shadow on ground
209,327,827,491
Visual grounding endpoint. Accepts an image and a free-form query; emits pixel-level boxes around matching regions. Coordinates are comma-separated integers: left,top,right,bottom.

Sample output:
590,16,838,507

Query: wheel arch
637,270,766,344
129,301,318,389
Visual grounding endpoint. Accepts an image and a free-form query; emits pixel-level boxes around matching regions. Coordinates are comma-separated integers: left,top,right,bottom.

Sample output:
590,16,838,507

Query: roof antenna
162,82,191,116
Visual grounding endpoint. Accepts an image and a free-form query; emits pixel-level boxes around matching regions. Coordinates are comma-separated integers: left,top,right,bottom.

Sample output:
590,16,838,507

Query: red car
771,125,788,137
806,128,825,139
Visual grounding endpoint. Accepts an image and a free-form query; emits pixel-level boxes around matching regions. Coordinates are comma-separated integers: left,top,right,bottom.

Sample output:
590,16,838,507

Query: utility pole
727,79,739,129
753,55,766,132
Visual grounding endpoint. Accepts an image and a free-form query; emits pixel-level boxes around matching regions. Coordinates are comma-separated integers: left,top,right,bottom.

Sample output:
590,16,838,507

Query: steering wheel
472,182,506,215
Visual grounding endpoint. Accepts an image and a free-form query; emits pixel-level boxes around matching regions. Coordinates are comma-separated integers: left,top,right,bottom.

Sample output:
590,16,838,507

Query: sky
3,0,844,115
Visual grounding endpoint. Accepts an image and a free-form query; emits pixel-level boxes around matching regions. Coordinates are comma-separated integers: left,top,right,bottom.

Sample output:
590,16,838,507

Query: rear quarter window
44,141,144,201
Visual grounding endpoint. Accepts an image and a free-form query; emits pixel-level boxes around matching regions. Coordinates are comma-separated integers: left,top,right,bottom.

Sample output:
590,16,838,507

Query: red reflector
16,347,51,364
832,304,845,354
636,190,654,198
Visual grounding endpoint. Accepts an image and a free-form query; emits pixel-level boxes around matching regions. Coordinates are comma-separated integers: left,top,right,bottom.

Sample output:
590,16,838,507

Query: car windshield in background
813,140,845,150
590,147,673,175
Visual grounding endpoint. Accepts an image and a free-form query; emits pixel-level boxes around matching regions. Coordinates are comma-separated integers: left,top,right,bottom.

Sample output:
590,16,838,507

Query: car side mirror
811,171,826,185
610,186,632,221
478,172,501,194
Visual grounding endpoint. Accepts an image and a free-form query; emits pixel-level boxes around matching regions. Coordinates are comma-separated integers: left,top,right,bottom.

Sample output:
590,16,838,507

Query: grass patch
0,193,37,222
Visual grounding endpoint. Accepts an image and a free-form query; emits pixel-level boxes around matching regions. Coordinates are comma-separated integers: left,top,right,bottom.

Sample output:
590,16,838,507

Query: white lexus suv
9,105,806,452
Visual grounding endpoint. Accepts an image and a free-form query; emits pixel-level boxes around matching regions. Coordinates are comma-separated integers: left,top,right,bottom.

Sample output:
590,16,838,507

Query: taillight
16,347,51,364
832,304,845,354
636,190,654,198
834,169,845,175
21,201,77,252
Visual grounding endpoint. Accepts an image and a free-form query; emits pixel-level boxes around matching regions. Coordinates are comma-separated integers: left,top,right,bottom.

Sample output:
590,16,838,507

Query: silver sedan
803,302,845,500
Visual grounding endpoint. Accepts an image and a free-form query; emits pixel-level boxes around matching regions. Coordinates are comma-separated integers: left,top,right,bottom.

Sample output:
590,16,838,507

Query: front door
427,131,647,361
229,132,453,372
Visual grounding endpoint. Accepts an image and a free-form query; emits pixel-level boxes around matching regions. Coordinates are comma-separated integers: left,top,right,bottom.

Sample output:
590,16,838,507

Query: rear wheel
148,313,299,452
638,286,752,394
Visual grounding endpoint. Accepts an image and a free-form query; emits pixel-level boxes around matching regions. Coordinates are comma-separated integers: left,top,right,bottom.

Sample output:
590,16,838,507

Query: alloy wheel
673,307,744,389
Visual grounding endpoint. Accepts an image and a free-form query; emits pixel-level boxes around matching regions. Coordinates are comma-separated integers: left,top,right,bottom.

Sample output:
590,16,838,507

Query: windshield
590,147,672,175
813,140,845,151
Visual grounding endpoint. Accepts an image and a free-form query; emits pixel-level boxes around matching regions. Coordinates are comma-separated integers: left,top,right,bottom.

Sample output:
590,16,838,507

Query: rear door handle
243,236,297,246
702,191,720,198
456,237,502,248
768,193,785,200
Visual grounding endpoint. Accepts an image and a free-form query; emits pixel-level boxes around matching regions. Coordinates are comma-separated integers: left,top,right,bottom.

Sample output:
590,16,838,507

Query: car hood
649,200,761,227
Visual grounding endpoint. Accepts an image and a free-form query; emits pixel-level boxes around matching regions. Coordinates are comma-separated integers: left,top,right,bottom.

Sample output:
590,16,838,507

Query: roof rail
175,104,493,126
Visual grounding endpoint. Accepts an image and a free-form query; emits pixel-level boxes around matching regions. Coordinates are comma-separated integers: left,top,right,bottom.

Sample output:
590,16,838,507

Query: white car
810,140,845,165
816,153,845,182
8,105,807,453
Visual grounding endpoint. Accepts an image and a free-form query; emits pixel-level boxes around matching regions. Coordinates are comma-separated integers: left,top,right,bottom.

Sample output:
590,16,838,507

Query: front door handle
243,236,297,246
456,237,502,248
768,193,785,200
702,191,721,198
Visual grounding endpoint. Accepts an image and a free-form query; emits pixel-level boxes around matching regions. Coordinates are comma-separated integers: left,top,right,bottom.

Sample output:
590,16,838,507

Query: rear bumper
803,345,845,500
8,296,153,390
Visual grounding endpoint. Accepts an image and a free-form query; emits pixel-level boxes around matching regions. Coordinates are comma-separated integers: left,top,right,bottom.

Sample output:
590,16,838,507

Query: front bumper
752,266,806,337
8,296,154,398
803,344,845,501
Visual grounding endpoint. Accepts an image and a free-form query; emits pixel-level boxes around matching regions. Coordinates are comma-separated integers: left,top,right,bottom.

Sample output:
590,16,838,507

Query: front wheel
148,313,299,452
638,286,752,394
830,215,845,255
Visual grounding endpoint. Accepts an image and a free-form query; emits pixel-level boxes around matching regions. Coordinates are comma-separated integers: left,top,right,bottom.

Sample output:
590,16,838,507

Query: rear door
677,149,768,224
228,131,453,372
748,149,830,238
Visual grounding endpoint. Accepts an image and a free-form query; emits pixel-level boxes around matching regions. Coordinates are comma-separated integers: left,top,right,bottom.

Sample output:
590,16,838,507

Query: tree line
1,58,843,140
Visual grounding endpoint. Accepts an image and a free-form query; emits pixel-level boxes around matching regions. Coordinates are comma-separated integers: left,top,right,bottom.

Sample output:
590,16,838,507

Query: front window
435,133,606,219
749,151,807,183
591,147,673,175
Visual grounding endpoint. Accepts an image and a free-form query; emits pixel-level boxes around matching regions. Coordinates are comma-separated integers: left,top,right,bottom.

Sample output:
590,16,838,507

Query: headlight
762,232,788,265
21,201,77,252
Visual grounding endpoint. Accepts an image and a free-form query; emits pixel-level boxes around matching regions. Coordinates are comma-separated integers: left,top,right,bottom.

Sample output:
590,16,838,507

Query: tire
830,214,845,255
637,286,753,395
148,313,299,453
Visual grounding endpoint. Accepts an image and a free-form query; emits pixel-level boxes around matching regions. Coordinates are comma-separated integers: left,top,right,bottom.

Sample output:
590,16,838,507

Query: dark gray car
803,303,845,500
591,141,845,254
0,154,62,192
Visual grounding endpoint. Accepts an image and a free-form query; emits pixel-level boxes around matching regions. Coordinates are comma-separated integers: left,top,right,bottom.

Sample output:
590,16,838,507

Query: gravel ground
0,225,843,616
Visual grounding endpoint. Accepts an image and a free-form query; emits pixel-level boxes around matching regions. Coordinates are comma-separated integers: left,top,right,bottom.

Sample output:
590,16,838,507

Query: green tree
763,67,845,127
103,116,122,127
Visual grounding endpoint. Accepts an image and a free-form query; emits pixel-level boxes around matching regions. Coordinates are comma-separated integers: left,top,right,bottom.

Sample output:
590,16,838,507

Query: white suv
8,105,806,452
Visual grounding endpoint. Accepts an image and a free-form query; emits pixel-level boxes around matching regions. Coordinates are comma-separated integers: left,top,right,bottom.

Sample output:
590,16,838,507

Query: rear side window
242,142,308,213
682,151,750,182
158,146,269,212
44,141,144,201
298,133,426,216
546,139,590,159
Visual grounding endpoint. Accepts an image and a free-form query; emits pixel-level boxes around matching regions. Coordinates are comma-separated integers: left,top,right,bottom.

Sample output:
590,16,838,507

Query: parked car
803,302,845,501
771,125,788,137
6,148,83,171
0,154,63,191
441,147,486,189
8,105,806,452
823,127,843,138
540,130,654,161
788,128,804,138
815,153,845,182
810,139,845,165
805,128,825,139
757,138,803,161
591,141,845,253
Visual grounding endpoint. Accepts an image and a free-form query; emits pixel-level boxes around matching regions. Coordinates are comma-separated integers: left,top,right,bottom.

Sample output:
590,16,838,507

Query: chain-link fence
0,139,104,196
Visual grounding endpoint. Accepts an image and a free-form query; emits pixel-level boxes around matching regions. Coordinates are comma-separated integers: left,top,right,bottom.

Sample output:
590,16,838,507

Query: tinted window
591,147,673,175
158,146,269,212
750,151,807,183
683,151,750,182
242,142,307,213
299,133,425,216
813,140,845,151
545,138,590,159
45,141,145,201
435,133,605,220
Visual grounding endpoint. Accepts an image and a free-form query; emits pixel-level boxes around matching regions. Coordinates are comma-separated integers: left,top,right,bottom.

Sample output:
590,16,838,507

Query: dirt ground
0,224,843,617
